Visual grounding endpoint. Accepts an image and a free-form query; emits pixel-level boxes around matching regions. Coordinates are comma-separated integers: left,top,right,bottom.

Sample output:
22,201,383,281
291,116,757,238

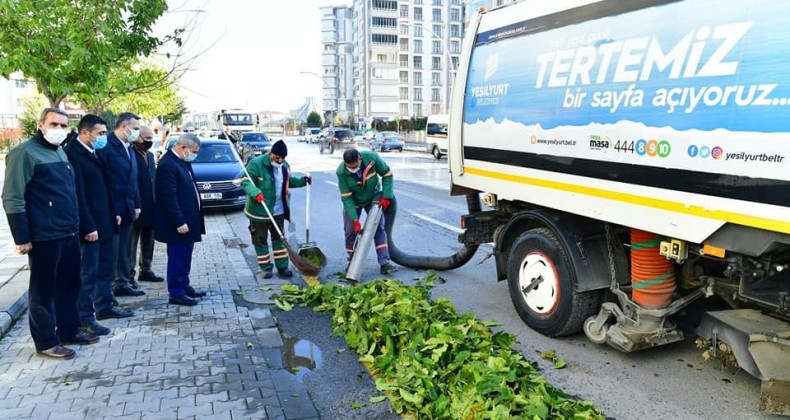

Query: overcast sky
156,0,349,114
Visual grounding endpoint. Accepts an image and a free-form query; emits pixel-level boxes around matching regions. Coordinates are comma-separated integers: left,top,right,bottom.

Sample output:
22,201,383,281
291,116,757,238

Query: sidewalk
0,212,321,419
0,156,30,338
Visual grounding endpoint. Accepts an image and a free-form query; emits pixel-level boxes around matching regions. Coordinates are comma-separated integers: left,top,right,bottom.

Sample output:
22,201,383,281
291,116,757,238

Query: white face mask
271,161,282,169
347,166,360,174
43,128,67,145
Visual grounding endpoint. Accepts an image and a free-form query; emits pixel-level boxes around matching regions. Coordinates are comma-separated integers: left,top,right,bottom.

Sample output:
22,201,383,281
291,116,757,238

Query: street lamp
299,71,335,128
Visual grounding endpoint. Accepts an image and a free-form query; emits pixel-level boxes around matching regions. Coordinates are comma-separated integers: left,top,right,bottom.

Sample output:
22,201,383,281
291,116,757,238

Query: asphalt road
226,140,773,419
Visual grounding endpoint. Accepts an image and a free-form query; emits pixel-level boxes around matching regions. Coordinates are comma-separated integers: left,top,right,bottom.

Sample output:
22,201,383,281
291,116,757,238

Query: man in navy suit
65,115,134,333
129,125,164,285
154,133,206,306
97,112,145,298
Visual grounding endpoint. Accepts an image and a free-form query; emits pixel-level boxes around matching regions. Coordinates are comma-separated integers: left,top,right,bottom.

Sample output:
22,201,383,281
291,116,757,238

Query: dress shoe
380,263,397,275
37,345,76,360
139,271,164,282
278,267,293,278
81,320,111,336
185,286,207,298
129,280,140,290
262,269,273,279
114,285,145,297
60,331,100,345
169,295,198,306
96,306,135,320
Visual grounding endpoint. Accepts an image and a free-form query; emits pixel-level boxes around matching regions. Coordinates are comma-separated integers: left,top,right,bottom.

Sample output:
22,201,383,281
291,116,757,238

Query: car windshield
193,143,237,163
222,113,253,126
241,133,270,143
309,128,321,135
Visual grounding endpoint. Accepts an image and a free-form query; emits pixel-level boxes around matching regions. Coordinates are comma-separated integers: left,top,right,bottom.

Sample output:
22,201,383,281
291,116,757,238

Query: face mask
94,134,108,149
127,127,140,142
347,166,360,174
142,140,153,151
43,128,67,145
186,151,198,162
271,161,282,169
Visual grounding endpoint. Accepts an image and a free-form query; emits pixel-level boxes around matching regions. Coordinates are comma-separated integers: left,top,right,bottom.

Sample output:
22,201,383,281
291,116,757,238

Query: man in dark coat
97,112,145,297
65,115,134,334
2,107,99,359
129,125,163,285
154,133,207,306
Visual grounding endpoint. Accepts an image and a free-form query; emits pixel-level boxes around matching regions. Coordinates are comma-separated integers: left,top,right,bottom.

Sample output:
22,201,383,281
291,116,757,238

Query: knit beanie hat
271,139,287,157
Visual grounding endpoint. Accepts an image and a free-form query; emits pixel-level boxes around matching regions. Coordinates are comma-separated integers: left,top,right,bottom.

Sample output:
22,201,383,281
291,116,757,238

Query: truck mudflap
695,309,790,415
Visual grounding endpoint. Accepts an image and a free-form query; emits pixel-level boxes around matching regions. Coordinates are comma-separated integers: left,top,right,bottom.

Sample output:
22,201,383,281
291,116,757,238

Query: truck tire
432,145,442,159
507,227,601,337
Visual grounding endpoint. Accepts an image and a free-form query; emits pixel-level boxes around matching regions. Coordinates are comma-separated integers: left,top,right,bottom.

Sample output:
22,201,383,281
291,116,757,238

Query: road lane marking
407,211,464,234
326,181,338,187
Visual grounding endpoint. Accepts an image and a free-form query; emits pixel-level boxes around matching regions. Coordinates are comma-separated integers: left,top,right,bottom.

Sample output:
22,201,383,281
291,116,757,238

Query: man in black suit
65,115,135,332
154,133,207,306
97,112,145,297
129,125,163,285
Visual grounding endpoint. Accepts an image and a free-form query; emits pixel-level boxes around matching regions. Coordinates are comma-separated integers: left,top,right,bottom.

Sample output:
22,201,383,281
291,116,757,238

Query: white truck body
449,0,790,243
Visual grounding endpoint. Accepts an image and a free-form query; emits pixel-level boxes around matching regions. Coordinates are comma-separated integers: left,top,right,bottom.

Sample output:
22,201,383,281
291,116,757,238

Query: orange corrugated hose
630,229,676,309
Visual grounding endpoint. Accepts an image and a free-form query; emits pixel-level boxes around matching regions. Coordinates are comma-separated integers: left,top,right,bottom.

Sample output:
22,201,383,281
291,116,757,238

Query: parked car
319,128,356,154
370,131,405,152
238,132,272,163
190,139,247,209
301,128,322,143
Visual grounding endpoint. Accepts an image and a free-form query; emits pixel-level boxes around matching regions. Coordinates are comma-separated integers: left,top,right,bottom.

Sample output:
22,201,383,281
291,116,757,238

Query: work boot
262,269,273,279
278,267,293,278
380,263,397,275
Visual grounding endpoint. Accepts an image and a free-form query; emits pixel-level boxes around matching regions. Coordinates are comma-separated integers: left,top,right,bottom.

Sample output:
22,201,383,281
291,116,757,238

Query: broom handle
305,172,311,243
227,132,286,239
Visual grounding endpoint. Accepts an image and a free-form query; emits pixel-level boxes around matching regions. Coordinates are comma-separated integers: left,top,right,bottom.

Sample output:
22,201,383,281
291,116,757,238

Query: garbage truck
431,0,789,414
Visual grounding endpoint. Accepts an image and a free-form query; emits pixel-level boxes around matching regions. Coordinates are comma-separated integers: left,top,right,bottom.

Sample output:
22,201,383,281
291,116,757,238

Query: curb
0,270,29,338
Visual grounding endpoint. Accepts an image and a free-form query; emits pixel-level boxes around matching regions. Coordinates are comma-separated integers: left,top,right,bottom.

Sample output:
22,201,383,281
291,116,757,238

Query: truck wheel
432,146,442,159
507,227,601,337
319,143,324,154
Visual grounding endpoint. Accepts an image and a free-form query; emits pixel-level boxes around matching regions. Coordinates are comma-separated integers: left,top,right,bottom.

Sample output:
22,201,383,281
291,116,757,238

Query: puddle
281,335,323,382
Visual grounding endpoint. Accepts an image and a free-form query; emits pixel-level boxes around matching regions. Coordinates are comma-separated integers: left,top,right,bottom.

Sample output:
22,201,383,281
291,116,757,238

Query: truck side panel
453,0,790,241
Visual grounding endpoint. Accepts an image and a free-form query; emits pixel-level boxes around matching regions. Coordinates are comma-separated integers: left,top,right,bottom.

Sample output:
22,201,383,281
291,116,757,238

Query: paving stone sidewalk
0,212,320,419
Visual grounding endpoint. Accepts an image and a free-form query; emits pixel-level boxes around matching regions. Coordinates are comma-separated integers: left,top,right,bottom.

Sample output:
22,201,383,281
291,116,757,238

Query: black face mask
142,140,154,151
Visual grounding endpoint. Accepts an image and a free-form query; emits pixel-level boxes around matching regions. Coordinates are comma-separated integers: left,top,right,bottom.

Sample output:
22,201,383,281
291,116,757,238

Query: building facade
320,5,355,125
350,0,466,124
0,72,37,129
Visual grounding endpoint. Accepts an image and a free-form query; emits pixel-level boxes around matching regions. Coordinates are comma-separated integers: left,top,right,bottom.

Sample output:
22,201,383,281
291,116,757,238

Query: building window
432,40,442,54
372,17,397,27
452,56,459,69
433,24,442,38
400,24,409,35
414,103,423,117
400,5,409,17
399,55,409,67
451,0,461,4
400,103,409,116
413,88,423,101
413,56,423,69
399,39,409,51
377,54,388,63
431,103,442,114
414,7,423,20
413,25,423,37
432,72,441,85
432,0,442,5
400,70,409,83
414,0,423,4
450,8,460,21
16,98,23,107
15,79,27,88
432,56,441,70
450,24,460,38
413,72,422,85
432,9,442,22
399,87,409,100
372,34,398,44
431,88,441,101
413,39,423,53
450,40,460,54
372,0,397,11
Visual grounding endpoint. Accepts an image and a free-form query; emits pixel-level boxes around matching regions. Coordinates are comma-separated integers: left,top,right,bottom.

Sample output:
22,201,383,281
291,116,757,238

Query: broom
227,134,320,276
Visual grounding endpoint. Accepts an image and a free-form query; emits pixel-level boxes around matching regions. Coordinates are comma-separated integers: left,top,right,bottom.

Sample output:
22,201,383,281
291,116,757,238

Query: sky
155,0,350,114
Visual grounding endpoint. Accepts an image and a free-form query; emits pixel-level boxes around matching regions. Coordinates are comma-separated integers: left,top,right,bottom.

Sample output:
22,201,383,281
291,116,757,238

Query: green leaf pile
274,276,602,419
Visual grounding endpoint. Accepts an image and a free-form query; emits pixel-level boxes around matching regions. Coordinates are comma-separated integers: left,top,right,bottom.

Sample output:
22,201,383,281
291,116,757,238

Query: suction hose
384,193,481,270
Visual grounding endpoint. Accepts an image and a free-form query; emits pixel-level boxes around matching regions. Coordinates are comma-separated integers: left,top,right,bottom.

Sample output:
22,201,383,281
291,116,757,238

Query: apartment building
350,0,465,123
0,72,37,129
320,6,355,125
